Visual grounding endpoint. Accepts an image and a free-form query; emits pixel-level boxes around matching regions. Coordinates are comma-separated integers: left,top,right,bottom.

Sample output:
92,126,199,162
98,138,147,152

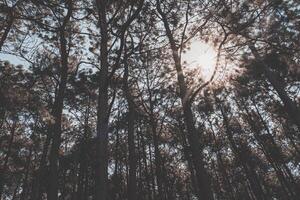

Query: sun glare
182,40,218,80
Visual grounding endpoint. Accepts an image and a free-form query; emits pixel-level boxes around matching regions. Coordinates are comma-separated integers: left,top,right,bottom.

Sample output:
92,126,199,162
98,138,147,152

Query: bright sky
181,40,218,80
0,53,29,66
0,40,219,81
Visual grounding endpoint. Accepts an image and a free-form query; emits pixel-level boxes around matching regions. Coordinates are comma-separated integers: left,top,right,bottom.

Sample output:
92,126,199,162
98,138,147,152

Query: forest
0,0,300,199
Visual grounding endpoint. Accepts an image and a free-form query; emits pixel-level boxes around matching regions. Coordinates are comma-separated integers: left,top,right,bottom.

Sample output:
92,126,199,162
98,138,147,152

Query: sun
181,40,218,81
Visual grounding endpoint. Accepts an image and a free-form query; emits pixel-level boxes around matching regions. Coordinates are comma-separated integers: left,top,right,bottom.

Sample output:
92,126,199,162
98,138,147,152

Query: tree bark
0,120,17,199
0,10,14,51
249,45,300,130
47,3,72,199
145,69,165,200
77,104,90,200
20,144,33,200
95,1,109,199
156,2,214,199
206,116,236,200
123,52,137,200
239,97,299,199
32,130,51,200
216,98,267,200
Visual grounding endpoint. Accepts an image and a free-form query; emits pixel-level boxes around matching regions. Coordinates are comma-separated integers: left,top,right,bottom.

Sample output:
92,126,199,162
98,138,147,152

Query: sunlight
181,40,218,80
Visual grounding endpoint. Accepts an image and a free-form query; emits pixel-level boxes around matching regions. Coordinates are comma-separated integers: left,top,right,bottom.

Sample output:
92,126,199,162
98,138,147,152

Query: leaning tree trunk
0,9,14,51
156,2,214,199
249,45,300,130
235,97,297,198
206,116,236,200
216,98,267,200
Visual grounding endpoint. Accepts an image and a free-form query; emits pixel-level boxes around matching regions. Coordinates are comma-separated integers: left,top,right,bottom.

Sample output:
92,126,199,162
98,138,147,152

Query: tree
0,0,299,199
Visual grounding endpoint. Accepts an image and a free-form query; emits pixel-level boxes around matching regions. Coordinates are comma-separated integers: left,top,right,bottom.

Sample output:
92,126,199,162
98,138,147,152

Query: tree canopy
0,0,299,199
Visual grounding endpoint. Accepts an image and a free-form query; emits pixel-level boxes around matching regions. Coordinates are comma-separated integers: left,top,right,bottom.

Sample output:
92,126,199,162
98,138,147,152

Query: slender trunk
12,183,19,200
251,96,300,156
244,111,293,198
77,120,89,199
211,160,223,200
145,63,165,200
47,4,72,198
84,167,89,200
178,121,198,197
156,2,213,199
0,120,17,199
178,53,213,199
241,97,299,198
148,142,156,199
123,53,137,200
95,1,109,199
249,45,300,130
0,11,14,51
141,130,152,200
206,116,236,200
137,131,143,199
151,121,165,200
47,103,64,200
112,125,120,200
60,168,67,200
216,99,266,200
32,131,51,199
77,144,86,199
149,108,165,200
20,145,33,200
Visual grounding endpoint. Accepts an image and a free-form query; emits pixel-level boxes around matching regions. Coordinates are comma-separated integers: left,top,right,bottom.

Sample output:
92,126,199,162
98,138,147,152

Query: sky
0,53,29,66
0,39,218,81
181,40,218,80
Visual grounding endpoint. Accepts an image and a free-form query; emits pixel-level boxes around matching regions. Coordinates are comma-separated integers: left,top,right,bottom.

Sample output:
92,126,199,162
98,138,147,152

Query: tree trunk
156,2,214,199
95,1,109,199
216,98,267,200
123,52,137,200
178,121,199,197
239,97,299,199
47,4,72,198
141,130,152,200
32,131,51,199
144,65,166,200
0,120,17,199
206,116,236,200
249,45,300,130
20,144,33,200
0,11,14,51
77,105,90,200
